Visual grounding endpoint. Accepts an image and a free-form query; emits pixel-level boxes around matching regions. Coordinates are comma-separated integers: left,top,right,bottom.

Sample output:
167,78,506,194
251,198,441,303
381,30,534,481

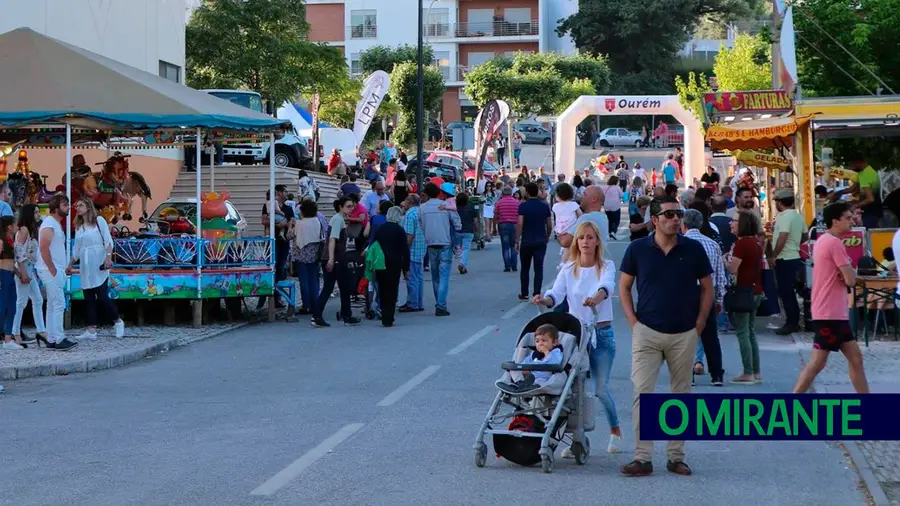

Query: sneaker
435,308,451,317
343,316,361,326
503,268,511,272
711,376,724,387
75,330,98,341
2,341,23,350
53,338,79,351
607,434,623,454
562,447,575,459
311,318,331,328
114,320,125,338
621,460,653,476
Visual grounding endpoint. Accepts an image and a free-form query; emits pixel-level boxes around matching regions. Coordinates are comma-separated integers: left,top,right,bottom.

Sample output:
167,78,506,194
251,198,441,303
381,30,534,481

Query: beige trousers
631,322,697,463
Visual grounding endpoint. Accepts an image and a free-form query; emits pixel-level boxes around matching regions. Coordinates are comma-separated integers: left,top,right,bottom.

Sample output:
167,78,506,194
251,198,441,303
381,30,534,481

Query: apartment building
305,0,576,123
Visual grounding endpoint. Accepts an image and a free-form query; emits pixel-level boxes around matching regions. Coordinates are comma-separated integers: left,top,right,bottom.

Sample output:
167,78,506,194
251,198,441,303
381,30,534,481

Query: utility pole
415,0,425,194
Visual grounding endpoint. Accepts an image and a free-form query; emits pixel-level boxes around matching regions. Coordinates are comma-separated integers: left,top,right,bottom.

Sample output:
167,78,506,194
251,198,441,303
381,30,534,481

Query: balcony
424,20,540,41
347,24,377,39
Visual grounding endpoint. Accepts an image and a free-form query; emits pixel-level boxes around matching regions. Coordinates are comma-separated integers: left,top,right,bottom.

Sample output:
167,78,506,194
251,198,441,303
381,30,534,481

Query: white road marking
501,302,529,320
377,365,441,407
447,325,498,355
250,423,365,496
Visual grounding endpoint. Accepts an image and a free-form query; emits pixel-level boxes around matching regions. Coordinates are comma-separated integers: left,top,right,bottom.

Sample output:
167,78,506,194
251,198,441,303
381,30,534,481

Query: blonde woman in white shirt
533,220,622,454
66,198,125,340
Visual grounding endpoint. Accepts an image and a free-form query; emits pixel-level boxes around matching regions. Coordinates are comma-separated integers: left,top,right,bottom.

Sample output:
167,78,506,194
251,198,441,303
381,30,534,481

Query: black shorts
812,320,856,352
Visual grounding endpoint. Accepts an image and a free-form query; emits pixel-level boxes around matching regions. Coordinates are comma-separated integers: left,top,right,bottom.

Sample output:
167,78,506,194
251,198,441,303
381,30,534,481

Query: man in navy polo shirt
516,182,552,300
618,196,714,477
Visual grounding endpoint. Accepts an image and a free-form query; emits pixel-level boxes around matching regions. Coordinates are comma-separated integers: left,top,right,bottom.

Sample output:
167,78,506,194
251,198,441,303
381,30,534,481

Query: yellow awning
706,115,812,150
732,149,792,171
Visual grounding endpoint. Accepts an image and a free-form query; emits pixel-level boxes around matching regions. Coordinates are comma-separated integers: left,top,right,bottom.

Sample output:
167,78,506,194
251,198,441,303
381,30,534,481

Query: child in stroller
497,324,563,394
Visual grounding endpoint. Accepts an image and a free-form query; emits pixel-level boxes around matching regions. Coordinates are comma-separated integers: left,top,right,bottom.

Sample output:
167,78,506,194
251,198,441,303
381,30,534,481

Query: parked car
595,127,643,148
516,123,552,145
407,151,500,188
444,121,474,142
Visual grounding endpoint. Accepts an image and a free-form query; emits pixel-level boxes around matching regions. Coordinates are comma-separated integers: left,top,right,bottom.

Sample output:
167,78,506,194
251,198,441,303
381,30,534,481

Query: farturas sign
353,70,390,148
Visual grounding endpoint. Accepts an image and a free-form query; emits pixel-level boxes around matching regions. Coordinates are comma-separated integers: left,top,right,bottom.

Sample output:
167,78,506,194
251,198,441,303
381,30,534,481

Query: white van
298,127,359,169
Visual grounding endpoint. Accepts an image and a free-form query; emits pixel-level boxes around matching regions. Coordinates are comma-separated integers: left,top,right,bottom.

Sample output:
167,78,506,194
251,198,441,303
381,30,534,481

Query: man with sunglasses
619,196,714,477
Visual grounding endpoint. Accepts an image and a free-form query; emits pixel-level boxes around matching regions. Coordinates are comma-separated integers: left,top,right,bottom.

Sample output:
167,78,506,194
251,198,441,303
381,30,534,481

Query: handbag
725,241,759,313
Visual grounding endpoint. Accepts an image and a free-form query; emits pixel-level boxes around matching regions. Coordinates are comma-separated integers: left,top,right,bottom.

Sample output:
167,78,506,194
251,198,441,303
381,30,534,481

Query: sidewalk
0,321,252,381
794,331,900,506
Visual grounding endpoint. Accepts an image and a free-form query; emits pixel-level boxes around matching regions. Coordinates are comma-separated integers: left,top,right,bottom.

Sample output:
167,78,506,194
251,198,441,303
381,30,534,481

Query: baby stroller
473,310,593,473
339,247,372,321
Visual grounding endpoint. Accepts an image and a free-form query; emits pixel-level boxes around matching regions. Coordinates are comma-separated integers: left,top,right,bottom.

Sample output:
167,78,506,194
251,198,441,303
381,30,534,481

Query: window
503,8,531,23
350,10,377,39
433,51,450,80
466,9,493,35
467,52,494,69
350,53,362,77
159,60,181,83
425,8,449,37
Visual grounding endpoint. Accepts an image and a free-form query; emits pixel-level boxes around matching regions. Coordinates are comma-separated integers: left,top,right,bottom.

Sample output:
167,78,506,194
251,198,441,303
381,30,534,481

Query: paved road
517,145,685,175
0,227,865,505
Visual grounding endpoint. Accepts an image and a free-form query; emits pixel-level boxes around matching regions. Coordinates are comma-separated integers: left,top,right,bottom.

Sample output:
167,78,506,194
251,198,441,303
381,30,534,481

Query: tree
713,34,772,91
557,0,756,93
674,72,713,130
793,0,900,167
186,0,347,105
388,62,445,149
464,52,609,117
360,45,435,74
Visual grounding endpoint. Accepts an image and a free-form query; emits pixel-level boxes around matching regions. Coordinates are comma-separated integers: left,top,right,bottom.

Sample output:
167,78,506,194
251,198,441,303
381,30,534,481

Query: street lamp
416,0,425,193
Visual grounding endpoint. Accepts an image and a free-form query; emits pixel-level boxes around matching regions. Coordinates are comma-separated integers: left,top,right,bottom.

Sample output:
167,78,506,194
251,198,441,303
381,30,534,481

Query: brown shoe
666,460,692,476
621,460,653,476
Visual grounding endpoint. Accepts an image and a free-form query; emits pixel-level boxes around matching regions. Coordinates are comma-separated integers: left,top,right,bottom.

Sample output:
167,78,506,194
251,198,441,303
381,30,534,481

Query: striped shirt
403,207,426,261
684,229,727,306
495,195,521,224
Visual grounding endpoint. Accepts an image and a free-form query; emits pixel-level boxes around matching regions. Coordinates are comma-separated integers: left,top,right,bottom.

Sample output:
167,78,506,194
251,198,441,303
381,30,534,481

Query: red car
424,151,500,187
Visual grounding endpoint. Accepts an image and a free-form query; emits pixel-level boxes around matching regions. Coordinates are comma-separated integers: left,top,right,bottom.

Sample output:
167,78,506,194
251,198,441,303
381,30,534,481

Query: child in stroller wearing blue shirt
500,324,564,394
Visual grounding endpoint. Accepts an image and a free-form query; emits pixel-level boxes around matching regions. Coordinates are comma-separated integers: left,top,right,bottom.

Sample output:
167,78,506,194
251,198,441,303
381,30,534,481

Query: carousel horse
108,152,152,222
7,150,54,211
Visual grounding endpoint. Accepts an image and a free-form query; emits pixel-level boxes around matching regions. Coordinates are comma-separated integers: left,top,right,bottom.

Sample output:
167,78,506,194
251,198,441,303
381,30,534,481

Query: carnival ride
0,27,290,325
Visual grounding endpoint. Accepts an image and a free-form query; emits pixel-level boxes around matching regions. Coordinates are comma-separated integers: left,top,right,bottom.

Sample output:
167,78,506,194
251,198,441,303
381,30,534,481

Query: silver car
516,124,552,145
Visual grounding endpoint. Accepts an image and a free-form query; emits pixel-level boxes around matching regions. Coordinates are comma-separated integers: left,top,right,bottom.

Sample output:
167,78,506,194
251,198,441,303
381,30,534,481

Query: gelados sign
704,90,793,114
604,97,663,112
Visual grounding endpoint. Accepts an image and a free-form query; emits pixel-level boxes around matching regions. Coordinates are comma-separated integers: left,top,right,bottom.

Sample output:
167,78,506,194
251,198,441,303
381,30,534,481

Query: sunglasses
655,209,684,219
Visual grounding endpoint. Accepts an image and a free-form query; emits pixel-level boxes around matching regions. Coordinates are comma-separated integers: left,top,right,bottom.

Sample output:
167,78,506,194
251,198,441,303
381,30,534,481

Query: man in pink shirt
793,201,870,393
495,186,521,272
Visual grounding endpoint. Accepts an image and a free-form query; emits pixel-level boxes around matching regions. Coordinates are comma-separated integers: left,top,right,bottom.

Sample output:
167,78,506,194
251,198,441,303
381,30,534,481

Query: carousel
0,28,289,326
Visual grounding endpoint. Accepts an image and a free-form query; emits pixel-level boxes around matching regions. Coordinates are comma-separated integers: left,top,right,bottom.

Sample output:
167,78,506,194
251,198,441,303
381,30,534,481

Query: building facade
304,0,576,123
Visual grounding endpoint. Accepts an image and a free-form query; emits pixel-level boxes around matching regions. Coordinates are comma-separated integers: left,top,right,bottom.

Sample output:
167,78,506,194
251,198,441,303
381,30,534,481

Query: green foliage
713,34,772,91
793,0,900,168
388,62,444,149
186,0,346,105
558,0,756,93
675,72,713,130
464,52,609,117
360,45,435,74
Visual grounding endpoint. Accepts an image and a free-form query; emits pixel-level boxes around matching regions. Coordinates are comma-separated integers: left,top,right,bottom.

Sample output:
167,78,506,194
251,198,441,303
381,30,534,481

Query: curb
790,331,890,506
0,318,264,382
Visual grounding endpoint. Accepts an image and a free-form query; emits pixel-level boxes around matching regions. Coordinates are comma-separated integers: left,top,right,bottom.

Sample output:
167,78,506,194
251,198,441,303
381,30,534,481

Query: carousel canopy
0,28,289,133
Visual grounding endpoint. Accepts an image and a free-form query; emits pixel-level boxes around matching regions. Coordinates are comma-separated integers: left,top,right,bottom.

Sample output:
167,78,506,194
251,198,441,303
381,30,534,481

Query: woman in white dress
66,198,125,340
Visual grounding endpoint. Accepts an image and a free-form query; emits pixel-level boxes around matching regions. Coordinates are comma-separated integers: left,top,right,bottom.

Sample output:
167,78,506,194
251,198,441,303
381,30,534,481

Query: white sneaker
607,434,623,454
75,330,98,340
114,320,125,338
1,341,23,350
561,447,575,459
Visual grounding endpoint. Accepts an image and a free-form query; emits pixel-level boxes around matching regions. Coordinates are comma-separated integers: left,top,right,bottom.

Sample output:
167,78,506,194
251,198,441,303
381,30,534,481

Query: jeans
699,309,723,377
13,273,45,335
695,339,705,365
37,268,66,343
733,294,764,374
458,233,474,267
83,279,120,327
498,223,517,270
406,260,424,310
427,246,452,310
315,261,352,321
590,326,620,429
295,261,320,310
497,148,506,167
519,242,547,297
775,258,802,326
0,270,16,335
605,209,621,237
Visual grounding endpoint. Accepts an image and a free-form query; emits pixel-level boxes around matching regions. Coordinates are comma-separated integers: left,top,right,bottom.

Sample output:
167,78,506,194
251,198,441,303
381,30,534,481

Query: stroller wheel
365,309,377,320
572,437,590,465
541,454,554,474
474,443,487,468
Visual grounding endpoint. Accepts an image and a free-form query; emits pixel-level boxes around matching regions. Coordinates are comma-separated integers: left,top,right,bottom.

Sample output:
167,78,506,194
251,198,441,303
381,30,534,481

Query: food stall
0,28,289,326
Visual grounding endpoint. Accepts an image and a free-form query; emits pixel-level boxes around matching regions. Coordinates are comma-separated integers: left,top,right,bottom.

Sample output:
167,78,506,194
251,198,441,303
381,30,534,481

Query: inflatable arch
554,96,705,185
